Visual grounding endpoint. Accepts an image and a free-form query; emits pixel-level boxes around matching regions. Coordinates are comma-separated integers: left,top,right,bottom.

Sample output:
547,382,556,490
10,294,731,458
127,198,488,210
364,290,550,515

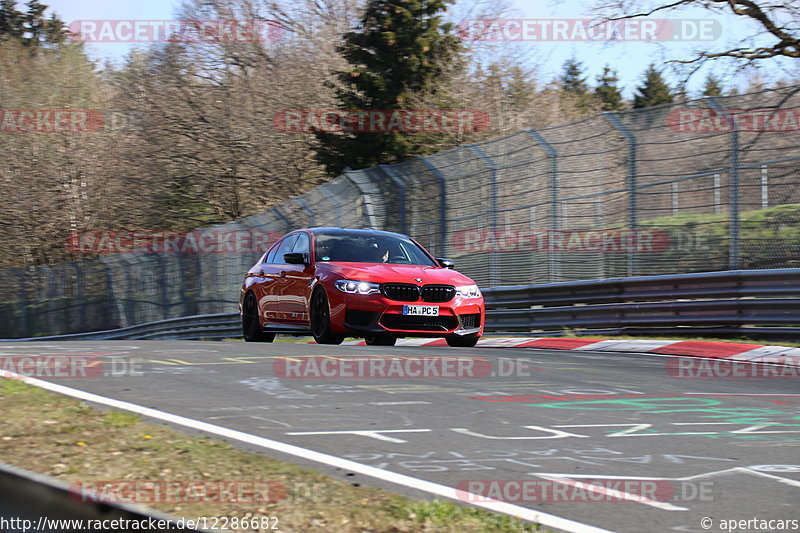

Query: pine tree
314,0,463,175
632,64,673,108
560,57,588,96
44,12,66,46
594,65,624,111
0,0,24,40
702,74,723,97
0,0,66,47
24,0,46,46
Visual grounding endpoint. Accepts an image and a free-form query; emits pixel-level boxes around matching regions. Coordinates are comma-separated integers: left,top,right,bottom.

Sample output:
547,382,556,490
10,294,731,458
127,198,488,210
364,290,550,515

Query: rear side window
267,234,298,264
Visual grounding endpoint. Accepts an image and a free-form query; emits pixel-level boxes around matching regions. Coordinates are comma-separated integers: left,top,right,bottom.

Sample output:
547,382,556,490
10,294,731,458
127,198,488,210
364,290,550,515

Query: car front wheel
310,289,345,345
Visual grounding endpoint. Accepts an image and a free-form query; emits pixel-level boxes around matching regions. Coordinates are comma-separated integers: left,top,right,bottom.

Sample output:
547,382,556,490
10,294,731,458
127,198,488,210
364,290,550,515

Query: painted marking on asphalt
286,429,432,443
534,474,686,511
536,467,800,489
0,369,615,533
355,384,475,394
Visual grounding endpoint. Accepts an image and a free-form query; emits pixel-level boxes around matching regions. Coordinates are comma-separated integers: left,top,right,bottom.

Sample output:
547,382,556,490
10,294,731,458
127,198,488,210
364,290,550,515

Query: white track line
0,369,616,533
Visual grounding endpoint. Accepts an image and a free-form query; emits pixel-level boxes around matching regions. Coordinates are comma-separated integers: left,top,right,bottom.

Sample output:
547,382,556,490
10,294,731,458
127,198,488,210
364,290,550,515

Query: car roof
299,227,412,239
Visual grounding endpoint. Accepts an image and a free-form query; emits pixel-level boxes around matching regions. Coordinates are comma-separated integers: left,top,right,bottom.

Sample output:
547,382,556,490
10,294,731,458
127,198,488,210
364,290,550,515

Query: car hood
319,262,477,286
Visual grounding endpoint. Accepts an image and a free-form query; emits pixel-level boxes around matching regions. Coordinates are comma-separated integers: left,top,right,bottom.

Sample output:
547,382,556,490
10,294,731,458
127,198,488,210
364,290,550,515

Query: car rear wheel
445,334,479,347
242,293,275,342
310,289,345,345
364,335,396,346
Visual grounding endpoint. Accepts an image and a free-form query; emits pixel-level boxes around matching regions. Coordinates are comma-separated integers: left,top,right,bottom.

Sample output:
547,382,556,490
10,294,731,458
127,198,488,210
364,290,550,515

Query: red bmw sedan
239,228,484,346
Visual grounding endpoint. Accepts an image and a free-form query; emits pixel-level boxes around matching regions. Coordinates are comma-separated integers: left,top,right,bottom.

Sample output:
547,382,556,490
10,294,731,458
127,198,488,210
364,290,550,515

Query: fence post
466,145,498,285
378,164,407,234
271,206,292,229
318,186,343,226
71,262,86,333
342,168,378,228
292,197,316,227
761,165,768,209
526,129,560,282
100,262,118,329
175,249,195,317
708,97,741,270
672,182,679,215
156,254,170,320
14,270,28,337
604,112,638,276
419,157,448,257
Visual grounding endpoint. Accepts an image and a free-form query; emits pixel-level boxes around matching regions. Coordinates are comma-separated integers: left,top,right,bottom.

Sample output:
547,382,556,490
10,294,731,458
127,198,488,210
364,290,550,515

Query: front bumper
328,291,484,337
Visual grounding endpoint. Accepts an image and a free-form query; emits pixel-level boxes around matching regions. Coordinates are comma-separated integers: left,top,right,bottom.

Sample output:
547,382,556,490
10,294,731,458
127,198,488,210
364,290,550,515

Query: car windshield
314,232,437,266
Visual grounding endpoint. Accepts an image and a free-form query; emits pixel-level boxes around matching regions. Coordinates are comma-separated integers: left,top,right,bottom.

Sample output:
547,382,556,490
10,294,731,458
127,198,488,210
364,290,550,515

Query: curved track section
1,341,798,533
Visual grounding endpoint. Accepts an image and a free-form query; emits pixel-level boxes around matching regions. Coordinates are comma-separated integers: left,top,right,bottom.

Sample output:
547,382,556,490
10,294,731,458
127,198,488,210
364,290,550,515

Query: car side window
272,234,298,264
264,243,279,264
292,233,310,255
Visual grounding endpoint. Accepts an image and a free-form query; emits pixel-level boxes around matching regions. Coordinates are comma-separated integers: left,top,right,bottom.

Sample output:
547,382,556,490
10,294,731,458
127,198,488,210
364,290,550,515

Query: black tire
310,289,345,345
445,334,479,348
364,335,396,346
242,293,275,342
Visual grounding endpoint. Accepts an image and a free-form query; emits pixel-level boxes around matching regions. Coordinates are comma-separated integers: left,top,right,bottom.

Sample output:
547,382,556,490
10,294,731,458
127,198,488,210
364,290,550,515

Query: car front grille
381,283,420,302
458,313,481,329
380,283,456,302
379,314,458,331
421,285,455,303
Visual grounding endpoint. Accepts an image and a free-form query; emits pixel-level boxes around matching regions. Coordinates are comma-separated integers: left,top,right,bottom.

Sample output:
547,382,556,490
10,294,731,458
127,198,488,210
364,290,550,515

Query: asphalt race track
2,341,799,533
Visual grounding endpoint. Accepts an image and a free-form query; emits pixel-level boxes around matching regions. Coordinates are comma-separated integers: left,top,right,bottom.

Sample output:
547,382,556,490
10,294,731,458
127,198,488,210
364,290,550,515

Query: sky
41,0,798,98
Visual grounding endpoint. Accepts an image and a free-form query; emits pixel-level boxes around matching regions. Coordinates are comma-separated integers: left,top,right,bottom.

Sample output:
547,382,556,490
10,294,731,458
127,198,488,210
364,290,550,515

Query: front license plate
402,305,439,316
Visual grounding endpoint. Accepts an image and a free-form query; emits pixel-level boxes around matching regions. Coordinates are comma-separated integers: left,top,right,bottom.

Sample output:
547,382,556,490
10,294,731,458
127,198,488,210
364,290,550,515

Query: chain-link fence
2,86,799,338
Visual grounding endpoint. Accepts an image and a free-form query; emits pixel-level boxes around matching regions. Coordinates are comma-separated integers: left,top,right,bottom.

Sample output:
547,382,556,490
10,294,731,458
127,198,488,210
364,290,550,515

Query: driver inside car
369,243,389,263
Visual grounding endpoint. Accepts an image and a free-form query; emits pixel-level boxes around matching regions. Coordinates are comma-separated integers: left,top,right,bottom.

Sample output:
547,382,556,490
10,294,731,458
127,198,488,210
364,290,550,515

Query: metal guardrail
2,269,798,342
0,313,241,341
482,269,800,338
0,461,204,530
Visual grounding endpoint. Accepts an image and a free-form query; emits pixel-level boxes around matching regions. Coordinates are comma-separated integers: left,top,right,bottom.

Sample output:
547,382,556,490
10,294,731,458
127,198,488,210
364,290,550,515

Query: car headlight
334,279,381,295
455,284,482,299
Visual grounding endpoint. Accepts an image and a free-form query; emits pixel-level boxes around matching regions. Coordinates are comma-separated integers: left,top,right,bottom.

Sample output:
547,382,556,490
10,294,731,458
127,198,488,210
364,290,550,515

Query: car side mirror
436,257,455,269
284,252,309,265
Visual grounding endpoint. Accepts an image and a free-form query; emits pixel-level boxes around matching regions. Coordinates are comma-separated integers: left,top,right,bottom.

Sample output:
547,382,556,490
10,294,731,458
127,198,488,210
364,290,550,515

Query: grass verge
0,378,541,532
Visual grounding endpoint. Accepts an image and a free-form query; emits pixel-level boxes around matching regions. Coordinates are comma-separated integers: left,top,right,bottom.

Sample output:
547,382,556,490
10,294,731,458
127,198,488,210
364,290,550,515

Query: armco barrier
483,268,800,332
0,461,204,531
2,269,798,342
